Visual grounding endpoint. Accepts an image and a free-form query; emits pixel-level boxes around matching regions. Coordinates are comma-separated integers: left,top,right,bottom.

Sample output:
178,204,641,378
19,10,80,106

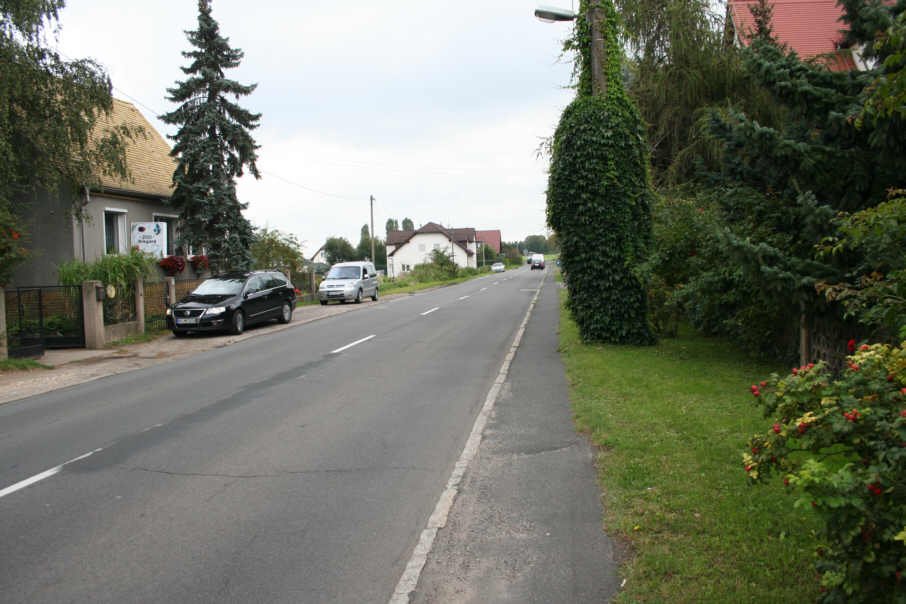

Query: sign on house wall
131,222,167,257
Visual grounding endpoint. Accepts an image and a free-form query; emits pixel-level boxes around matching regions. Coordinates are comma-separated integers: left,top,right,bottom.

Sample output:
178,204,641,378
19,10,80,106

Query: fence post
167,277,176,306
0,286,7,361
82,280,105,349
135,278,145,334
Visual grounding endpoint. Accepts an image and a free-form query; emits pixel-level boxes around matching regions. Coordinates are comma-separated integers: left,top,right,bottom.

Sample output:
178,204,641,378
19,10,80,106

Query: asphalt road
0,266,551,603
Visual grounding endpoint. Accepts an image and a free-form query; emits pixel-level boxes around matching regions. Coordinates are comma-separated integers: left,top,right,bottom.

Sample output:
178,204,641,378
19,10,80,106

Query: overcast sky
55,0,577,256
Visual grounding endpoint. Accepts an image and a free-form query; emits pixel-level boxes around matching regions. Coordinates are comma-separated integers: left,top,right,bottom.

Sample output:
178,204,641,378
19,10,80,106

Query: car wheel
320,300,328,306
230,310,245,335
371,288,378,302
355,289,362,304
279,301,292,324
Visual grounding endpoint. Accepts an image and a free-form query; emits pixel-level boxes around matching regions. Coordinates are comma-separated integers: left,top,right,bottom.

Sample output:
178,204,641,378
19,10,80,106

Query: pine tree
160,0,261,273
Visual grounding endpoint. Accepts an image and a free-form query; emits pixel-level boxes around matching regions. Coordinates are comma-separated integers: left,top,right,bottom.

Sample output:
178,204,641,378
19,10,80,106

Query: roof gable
386,222,477,257
90,98,176,198
476,229,502,253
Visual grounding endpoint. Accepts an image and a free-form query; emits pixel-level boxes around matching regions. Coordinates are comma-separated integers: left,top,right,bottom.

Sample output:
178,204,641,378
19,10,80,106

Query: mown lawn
558,291,823,602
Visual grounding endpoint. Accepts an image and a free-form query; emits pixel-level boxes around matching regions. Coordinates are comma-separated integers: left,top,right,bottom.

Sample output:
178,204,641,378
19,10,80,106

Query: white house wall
386,232,476,278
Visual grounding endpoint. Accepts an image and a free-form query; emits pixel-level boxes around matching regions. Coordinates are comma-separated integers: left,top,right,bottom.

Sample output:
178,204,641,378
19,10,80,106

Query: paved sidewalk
411,274,620,602
0,294,408,406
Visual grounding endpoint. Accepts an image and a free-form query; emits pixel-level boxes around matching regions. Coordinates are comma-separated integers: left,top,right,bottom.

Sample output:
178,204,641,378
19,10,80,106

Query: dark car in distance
167,271,296,336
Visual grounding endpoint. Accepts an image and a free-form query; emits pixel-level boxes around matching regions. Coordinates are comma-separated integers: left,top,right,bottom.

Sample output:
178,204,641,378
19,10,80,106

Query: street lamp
533,5,576,22
534,2,607,97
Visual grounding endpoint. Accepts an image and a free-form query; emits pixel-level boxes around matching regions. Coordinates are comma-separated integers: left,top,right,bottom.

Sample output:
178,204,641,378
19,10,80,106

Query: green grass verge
0,358,52,372
378,271,490,296
558,291,822,602
107,329,169,348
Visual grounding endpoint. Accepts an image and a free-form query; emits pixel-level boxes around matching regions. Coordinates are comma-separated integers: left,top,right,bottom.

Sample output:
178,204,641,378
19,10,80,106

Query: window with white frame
104,209,127,254
418,243,425,252
153,213,179,256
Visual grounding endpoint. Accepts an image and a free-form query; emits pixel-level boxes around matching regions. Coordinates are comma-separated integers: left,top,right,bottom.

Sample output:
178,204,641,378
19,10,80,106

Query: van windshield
326,266,362,279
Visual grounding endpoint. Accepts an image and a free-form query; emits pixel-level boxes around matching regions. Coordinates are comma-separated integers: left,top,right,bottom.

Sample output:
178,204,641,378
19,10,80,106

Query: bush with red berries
744,343,906,601
158,255,186,277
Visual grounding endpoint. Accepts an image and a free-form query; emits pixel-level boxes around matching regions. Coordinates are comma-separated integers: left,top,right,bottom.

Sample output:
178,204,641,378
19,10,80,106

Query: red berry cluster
791,363,814,376
797,422,809,434
772,423,782,433
867,482,883,496
750,384,761,397
843,409,861,422
848,362,860,372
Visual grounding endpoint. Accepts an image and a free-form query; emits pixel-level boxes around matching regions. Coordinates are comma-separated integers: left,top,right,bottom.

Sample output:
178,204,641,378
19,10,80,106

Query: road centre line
390,268,549,603
458,295,470,301
480,287,487,292
330,334,376,354
0,447,104,500
420,307,439,316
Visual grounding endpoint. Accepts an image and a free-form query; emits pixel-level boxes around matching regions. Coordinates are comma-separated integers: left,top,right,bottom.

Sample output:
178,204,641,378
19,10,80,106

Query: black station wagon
167,271,296,336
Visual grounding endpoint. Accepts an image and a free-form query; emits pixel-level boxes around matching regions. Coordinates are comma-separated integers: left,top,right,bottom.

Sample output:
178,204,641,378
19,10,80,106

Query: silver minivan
318,261,379,305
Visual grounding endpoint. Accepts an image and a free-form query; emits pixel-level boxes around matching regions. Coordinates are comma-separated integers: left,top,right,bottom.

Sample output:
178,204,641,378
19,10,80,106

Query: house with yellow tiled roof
9,99,189,286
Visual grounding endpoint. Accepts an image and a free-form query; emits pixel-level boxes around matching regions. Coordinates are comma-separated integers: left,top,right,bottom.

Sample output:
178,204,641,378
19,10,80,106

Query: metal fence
144,281,169,332
4,285,84,358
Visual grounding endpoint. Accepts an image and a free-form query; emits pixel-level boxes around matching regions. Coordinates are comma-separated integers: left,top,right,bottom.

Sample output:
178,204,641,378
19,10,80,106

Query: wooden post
135,278,145,334
0,286,7,361
309,271,316,302
167,277,176,306
800,312,809,367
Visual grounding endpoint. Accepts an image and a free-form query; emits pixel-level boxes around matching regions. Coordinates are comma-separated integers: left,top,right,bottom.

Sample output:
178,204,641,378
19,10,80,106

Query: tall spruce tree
161,0,260,273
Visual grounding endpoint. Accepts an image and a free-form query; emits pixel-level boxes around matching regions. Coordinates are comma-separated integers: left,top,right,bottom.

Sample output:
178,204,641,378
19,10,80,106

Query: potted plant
158,255,186,276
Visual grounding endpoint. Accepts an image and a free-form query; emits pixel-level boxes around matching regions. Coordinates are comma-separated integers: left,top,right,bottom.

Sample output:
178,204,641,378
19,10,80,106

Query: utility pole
369,195,375,264
588,1,607,97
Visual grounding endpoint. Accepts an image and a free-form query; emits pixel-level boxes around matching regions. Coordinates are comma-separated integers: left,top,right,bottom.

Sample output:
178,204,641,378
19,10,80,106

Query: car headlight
204,306,227,316
165,308,172,316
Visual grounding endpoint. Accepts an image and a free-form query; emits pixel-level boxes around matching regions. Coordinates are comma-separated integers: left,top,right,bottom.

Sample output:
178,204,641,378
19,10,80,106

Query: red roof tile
728,0,856,71
476,229,502,254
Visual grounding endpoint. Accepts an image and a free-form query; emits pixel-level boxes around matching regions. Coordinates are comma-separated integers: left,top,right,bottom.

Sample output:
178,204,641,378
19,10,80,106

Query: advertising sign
131,222,167,257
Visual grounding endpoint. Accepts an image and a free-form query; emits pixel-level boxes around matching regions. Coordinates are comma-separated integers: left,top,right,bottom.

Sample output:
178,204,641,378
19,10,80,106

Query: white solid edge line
0,447,103,500
330,334,376,354
388,270,549,604
420,307,439,316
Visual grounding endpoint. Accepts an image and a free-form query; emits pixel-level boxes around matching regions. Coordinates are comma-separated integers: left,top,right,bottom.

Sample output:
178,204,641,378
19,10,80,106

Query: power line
259,171,361,202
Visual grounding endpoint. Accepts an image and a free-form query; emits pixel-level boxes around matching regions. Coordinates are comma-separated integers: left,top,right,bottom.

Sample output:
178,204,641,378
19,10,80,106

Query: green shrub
745,342,906,601
57,247,158,289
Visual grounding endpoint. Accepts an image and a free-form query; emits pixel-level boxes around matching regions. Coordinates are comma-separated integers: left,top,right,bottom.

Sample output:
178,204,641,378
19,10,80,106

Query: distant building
385,222,477,278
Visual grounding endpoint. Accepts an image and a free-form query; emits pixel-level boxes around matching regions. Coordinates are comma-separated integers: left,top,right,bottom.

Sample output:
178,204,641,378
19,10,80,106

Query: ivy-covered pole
546,0,656,344
587,2,607,97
